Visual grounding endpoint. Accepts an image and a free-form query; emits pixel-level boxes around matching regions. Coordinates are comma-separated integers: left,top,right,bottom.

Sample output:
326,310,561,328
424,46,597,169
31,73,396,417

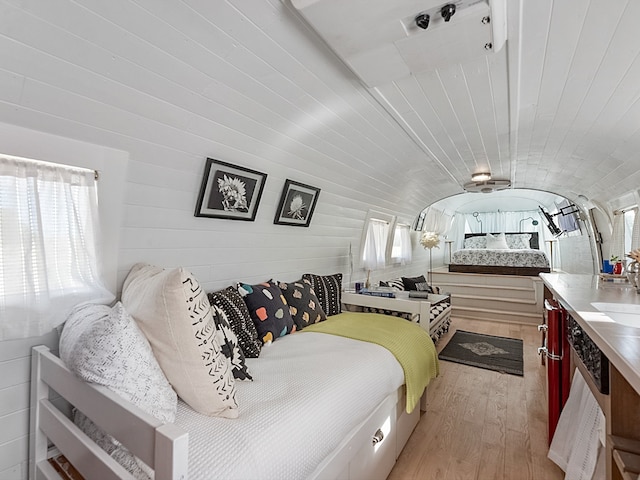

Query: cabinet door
349,404,397,480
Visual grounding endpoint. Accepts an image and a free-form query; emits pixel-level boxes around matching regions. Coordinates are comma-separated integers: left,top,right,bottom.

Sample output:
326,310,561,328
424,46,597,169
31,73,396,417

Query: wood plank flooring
389,318,564,480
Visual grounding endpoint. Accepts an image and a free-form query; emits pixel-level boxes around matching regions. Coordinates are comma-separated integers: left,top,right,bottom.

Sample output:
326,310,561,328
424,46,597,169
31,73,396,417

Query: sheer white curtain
391,223,412,265
0,156,114,340
631,208,640,250
362,218,389,270
610,212,626,262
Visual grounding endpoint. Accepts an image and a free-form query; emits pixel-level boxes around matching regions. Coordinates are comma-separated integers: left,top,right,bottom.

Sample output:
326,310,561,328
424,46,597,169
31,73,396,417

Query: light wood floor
388,318,564,480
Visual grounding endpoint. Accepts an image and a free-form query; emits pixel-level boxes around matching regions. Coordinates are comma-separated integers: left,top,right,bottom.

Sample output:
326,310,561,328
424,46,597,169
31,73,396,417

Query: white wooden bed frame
29,345,426,480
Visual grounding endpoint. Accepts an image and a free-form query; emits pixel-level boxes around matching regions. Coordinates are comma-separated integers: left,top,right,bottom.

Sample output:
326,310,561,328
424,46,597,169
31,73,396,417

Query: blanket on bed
304,312,439,413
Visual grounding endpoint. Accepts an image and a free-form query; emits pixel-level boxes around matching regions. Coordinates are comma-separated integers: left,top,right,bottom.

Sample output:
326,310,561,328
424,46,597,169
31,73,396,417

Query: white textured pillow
464,236,487,249
121,263,238,418
506,233,532,249
486,232,510,249
59,302,177,479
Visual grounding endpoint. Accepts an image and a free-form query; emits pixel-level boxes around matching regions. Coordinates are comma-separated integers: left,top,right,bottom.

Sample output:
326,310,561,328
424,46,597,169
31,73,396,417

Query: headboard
464,232,541,250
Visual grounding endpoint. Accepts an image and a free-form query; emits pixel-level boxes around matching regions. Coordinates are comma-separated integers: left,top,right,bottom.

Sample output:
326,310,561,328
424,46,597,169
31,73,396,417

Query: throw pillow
212,305,252,381
464,236,487,249
121,263,238,418
302,273,343,316
379,278,405,290
486,232,509,249
506,233,532,249
278,278,327,330
401,275,428,291
208,287,262,358
415,281,434,293
239,280,296,344
59,302,178,479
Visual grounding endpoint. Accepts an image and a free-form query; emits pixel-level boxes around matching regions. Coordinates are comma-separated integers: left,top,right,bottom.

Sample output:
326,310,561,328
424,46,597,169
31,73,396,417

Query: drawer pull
372,429,384,445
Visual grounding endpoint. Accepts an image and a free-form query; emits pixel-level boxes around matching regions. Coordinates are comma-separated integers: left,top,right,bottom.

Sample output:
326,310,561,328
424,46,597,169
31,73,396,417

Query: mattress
451,248,550,268
174,331,404,480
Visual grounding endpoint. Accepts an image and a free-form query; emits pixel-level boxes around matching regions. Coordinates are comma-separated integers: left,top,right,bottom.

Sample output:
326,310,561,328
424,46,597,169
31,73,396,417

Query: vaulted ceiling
289,0,640,208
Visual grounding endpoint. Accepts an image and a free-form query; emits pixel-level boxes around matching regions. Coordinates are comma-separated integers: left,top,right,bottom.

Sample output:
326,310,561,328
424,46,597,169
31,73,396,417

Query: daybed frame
30,344,427,480
448,232,551,277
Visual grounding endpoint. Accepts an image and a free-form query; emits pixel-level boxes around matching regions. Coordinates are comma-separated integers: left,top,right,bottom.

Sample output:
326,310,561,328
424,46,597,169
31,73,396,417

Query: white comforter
175,331,404,480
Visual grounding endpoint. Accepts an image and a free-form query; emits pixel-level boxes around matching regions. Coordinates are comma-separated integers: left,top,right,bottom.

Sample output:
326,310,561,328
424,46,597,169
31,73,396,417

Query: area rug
438,330,524,376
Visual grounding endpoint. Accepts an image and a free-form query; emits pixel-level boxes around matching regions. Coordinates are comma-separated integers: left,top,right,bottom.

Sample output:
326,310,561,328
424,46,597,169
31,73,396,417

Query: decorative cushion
302,273,343,316
401,275,428,291
121,263,237,418
212,305,252,381
464,236,487,249
486,232,510,249
208,287,262,358
238,280,296,344
506,233,532,249
415,281,434,293
278,278,327,330
379,278,405,290
59,302,178,479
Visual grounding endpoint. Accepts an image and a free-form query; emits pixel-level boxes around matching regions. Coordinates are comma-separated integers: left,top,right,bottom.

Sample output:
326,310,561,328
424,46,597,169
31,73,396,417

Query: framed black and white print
194,158,267,221
415,212,426,231
274,179,320,227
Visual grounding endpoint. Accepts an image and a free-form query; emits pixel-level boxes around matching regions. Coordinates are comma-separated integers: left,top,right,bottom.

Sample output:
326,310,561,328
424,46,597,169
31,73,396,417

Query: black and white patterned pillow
302,273,342,316
278,278,327,330
208,287,262,358
211,305,252,381
379,278,405,290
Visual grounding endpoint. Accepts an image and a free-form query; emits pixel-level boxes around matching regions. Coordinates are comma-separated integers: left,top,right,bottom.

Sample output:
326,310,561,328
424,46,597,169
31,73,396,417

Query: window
391,223,412,265
0,155,114,340
360,211,396,271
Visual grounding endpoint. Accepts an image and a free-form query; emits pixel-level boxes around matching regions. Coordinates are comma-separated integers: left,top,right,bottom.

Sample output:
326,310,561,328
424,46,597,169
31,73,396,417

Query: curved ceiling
426,188,568,215
289,0,640,208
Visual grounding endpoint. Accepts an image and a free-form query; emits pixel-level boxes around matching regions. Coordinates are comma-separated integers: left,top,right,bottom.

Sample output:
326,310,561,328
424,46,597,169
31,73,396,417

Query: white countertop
540,273,640,396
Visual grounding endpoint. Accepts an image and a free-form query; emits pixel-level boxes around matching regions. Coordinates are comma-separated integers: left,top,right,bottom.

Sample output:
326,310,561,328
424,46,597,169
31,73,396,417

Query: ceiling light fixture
471,172,491,182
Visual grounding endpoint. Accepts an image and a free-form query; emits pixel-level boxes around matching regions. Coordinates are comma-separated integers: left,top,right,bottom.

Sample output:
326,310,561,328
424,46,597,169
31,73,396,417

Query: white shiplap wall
0,1,441,475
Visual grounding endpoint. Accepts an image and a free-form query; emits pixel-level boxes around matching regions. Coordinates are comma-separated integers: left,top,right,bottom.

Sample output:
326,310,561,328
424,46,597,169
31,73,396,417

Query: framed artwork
274,179,321,227
415,212,426,231
194,158,267,221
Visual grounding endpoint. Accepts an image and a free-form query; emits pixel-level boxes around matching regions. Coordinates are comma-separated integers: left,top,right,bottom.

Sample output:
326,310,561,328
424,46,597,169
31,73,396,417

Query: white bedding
451,248,550,268
175,331,405,480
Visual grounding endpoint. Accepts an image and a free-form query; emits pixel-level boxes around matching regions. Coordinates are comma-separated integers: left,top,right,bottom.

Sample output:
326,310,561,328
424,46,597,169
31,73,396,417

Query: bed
448,232,551,276
29,311,439,480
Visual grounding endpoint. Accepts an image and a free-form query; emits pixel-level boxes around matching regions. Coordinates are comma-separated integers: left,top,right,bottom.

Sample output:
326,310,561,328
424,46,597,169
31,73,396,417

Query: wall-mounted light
472,211,483,233
519,216,540,232
471,172,491,182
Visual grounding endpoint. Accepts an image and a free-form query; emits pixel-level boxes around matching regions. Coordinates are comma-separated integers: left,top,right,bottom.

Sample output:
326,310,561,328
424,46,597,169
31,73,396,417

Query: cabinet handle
372,429,384,445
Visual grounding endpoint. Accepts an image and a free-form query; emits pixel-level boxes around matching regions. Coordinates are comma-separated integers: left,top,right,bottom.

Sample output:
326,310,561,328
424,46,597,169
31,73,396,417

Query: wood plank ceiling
289,0,640,207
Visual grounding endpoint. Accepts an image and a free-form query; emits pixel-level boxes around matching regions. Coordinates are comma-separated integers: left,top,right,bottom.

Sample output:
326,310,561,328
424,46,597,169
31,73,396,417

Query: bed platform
30,324,433,480
448,232,550,277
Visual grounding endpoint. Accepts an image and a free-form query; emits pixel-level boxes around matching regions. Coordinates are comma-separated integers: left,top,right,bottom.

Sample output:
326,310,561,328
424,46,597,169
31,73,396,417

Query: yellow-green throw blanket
304,312,439,413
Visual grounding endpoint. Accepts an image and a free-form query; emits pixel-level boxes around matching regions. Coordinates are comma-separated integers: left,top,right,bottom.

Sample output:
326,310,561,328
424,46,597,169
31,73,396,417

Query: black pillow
401,275,428,291
208,287,262,358
239,280,296,344
278,279,327,330
302,273,342,316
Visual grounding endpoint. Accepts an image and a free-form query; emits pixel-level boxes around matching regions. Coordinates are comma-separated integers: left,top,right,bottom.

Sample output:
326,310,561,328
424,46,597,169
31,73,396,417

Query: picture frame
274,179,321,227
194,158,267,221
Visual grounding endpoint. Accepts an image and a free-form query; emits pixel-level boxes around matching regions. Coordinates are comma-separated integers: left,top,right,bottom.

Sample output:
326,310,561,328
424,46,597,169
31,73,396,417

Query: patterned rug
438,330,524,376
